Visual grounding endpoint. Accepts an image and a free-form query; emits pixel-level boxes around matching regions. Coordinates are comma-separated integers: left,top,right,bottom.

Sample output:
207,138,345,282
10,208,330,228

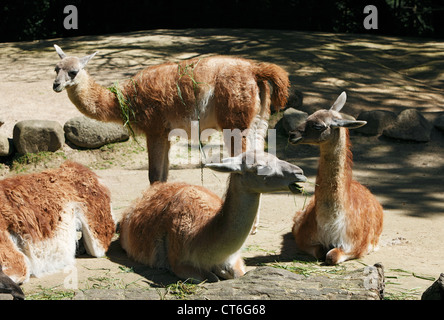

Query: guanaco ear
205,157,243,173
331,119,367,129
330,91,347,112
54,44,66,59
79,51,98,69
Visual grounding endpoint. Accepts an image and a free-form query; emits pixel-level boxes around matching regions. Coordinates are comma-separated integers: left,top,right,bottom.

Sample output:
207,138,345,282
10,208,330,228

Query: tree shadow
3,29,444,293
279,126,444,219
26,27,440,220
6,29,444,114
5,28,444,230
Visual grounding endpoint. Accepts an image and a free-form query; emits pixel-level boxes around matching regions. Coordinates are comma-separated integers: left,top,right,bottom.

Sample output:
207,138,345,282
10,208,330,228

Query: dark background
1,0,444,42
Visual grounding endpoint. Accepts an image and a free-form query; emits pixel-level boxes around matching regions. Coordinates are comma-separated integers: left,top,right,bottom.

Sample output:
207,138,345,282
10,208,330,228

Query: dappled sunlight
1,29,442,218
2,29,443,112
1,29,443,299
1,28,443,216
313,77,348,88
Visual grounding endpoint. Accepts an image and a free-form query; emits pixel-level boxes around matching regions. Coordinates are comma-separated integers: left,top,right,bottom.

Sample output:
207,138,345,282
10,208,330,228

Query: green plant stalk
292,180,316,210
108,81,138,144
166,279,202,299
25,285,75,300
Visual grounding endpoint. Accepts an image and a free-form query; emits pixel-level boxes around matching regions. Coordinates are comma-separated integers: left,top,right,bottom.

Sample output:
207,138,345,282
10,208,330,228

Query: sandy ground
0,29,443,300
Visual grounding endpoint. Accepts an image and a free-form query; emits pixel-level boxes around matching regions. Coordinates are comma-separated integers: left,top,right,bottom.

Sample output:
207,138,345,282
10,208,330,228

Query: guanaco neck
315,128,353,212
66,71,122,123
201,175,261,258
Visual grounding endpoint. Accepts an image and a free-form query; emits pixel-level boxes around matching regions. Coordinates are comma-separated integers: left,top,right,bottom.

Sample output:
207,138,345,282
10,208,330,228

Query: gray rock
282,108,308,134
286,87,304,110
0,135,13,157
193,267,306,300
421,273,444,300
13,120,64,154
356,110,397,136
64,116,129,149
190,265,384,300
383,109,432,142
73,265,384,300
434,114,444,131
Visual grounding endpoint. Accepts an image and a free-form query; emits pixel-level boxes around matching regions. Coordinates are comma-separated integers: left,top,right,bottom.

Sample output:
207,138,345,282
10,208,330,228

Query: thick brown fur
104,57,290,130
292,129,383,264
56,52,289,183
120,182,222,269
289,93,383,264
119,151,307,282
0,161,115,282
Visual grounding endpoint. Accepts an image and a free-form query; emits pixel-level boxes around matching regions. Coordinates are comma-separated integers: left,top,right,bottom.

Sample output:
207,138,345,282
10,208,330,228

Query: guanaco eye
312,123,326,131
68,70,79,78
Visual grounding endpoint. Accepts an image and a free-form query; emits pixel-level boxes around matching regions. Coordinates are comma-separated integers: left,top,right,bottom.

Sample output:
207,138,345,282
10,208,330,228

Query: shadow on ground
4,30,443,219
3,28,444,113
3,29,443,296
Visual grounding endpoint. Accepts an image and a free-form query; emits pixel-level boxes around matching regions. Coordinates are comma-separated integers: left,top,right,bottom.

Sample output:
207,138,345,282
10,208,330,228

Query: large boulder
13,120,64,154
64,116,129,149
382,109,432,142
0,135,13,157
190,265,384,300
74,265,385,300
355,110,397,136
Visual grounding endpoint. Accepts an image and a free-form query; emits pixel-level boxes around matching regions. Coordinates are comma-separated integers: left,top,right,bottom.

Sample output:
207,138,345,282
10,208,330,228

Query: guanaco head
52,44,98,92
205,151,306,194
288,92,366,145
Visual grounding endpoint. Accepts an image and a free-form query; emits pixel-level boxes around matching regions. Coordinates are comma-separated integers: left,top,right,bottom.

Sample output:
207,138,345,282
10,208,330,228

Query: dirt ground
0,29,443,300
